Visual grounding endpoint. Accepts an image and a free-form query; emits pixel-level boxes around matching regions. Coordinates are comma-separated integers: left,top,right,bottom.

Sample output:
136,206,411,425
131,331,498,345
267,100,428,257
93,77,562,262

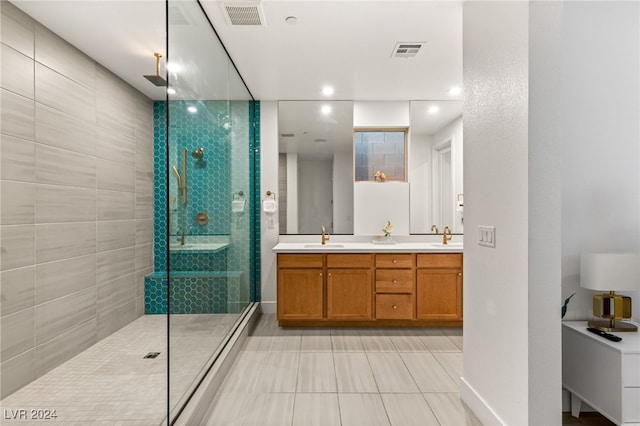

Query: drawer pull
319,272,323,277
392,259,397,264
392,305,398,310
392,279,397,284
328,273,331,277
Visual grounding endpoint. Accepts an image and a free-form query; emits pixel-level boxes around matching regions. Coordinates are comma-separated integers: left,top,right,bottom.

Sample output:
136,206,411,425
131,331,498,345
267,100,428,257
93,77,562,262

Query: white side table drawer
622,388,640,423
622,354,640,387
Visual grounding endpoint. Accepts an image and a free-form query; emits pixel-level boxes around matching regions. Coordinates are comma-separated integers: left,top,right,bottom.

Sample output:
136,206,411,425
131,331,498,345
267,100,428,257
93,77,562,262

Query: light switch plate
478,225,496,247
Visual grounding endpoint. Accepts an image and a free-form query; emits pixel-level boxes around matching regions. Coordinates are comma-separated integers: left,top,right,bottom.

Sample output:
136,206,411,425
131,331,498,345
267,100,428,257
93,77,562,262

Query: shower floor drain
143,352,161,359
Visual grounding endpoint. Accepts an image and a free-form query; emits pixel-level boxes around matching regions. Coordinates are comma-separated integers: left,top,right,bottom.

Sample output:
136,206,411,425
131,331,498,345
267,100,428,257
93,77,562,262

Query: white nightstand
562,321,640,425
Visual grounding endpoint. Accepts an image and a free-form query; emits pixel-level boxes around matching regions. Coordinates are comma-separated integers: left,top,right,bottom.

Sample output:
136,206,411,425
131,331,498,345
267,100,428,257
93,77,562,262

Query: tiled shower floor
0,314,238,425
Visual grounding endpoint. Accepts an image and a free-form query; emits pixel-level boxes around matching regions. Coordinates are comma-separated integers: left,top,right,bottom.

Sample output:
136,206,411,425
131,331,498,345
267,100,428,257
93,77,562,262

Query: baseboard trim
172,302,261,425
260,301,276,314
460,376,505,426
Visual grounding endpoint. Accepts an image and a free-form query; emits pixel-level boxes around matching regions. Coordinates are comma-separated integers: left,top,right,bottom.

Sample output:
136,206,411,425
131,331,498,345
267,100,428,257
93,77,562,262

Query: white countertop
272,241,463,253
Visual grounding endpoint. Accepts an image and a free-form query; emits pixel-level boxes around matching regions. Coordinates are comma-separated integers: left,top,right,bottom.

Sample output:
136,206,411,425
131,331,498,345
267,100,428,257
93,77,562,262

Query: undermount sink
430,242,464,248
303,243,345,249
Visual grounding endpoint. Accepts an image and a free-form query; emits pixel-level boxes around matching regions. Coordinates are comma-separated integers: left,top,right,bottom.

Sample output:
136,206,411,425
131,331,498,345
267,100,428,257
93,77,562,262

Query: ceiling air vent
222,2,266,26
391,42,426,59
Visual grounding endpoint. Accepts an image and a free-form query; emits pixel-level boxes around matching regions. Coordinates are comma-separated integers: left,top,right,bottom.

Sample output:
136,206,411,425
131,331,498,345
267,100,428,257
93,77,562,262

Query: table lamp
580,252,640,332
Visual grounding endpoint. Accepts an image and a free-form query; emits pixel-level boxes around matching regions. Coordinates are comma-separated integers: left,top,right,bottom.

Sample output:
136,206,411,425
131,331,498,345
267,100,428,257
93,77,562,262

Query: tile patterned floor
205,314,479,426
0,314,238,425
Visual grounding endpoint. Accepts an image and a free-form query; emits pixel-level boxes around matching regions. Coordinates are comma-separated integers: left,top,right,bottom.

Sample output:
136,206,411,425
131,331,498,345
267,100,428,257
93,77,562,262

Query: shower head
143,52,167,87
191,147,204,159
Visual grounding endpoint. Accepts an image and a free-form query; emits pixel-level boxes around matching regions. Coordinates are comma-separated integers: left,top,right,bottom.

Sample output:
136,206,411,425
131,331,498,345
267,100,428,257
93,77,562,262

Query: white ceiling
12,0,463,102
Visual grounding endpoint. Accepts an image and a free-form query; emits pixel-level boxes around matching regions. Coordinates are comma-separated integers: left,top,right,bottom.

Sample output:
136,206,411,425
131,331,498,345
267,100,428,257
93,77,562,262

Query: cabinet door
416,269,462,320
327,269,373,320
278,268,324,320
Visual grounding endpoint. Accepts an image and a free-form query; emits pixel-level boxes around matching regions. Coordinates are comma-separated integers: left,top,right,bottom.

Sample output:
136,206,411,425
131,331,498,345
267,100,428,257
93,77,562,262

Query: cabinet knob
392,259,397,264
458,272,462,276
392,305,398,310
328,273,332,277
319,272,323,277
392,279,397,284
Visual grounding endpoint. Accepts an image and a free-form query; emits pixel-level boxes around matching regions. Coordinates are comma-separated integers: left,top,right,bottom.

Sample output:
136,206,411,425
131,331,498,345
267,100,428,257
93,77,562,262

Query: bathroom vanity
272,243,463,327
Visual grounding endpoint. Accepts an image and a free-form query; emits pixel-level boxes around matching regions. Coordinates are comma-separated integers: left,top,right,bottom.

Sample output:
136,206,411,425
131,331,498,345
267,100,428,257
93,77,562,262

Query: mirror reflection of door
298,158,333,234
432,141,453,231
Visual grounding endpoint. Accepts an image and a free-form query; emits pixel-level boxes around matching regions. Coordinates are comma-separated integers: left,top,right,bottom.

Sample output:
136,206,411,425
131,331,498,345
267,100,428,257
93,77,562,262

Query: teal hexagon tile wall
147,100,259,314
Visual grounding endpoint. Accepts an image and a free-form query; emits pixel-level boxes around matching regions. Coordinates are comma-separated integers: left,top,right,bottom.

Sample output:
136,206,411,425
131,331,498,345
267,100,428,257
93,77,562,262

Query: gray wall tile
36,185,96,223
97,220,135,252
135,193,153,220
135,219,153,246
35,63,96,123
135,243,153,271
35,288,95,345
1,308,35,360
35,319,96,377
0,266,35,317
0,349,35,399
36,255,96,304
1,44,34,98
1,181,35,225
0,134,36,182
96,127,135,166
35,222,96,264
97,158,135,192
35,144,96,188
35,103,96,155
97,247,135,284
34,24,96,89
97,273,136,316
0,225,35,271
97,300,135,341
97,190,135,220
0,2,35,58
1,88,35,140
136,267,152,298
96,67,137,138
136,169,153,194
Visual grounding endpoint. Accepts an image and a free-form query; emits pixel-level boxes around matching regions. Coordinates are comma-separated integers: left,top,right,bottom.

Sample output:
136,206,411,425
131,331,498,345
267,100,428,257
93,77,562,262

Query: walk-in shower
0,0,258,424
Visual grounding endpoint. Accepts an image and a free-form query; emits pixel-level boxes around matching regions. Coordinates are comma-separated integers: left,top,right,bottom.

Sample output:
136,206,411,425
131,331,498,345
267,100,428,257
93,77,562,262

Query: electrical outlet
478,225,496,248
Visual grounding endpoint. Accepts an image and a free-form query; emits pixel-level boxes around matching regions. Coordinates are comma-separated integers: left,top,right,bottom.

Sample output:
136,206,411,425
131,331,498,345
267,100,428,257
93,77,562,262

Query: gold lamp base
588,319,637,332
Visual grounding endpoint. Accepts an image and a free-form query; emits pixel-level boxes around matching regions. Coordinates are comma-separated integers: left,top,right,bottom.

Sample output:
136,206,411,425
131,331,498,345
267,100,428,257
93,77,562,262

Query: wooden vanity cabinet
277,254,324,320
326,254,373,320
416,254,463,320
375,254,414,320
276,252,463,326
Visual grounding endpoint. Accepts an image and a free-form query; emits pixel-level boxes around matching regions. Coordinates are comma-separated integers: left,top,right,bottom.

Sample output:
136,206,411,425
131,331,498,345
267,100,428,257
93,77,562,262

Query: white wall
353,183,410,236
286,153,298,234
560,1,640,324
298,159,332,234
260,101,279,313
462,2,531,425
353,101,410,127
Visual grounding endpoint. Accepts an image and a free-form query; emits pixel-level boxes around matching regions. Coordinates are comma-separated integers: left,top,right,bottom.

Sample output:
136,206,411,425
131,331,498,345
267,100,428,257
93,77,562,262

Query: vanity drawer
623,354,640,387
375,269,414,293
376,254,413,268
327,254,373,268
278,254,323,268
417,253,462,268
376,294,413,319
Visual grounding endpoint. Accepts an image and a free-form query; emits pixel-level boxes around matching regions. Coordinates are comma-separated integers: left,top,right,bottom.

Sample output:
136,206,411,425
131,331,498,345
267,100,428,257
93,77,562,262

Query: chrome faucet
321,226,330,245
442,226,452,245
431,225,439,234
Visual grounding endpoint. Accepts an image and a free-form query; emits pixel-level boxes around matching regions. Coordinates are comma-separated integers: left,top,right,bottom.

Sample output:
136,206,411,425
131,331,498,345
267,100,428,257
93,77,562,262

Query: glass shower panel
166,0,254,421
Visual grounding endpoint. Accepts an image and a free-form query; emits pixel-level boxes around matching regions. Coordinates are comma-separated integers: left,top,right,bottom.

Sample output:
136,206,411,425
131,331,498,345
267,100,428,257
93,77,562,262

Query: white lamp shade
580,252,640,291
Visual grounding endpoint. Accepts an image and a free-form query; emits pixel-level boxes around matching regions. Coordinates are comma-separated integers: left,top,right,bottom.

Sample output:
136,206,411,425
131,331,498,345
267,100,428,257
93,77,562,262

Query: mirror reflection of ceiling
278,101,353,160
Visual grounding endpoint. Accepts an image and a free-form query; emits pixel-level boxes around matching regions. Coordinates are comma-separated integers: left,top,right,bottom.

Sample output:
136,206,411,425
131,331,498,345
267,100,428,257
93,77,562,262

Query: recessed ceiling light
427,106,439,114
322,86,334,96
321,105,332,114
167,87,176,95
448,86,462,96
285,16,297,25
187,106,198,114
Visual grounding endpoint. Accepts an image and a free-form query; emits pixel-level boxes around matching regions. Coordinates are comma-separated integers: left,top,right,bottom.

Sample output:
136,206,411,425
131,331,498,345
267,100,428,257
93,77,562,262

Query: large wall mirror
278,100,463,235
